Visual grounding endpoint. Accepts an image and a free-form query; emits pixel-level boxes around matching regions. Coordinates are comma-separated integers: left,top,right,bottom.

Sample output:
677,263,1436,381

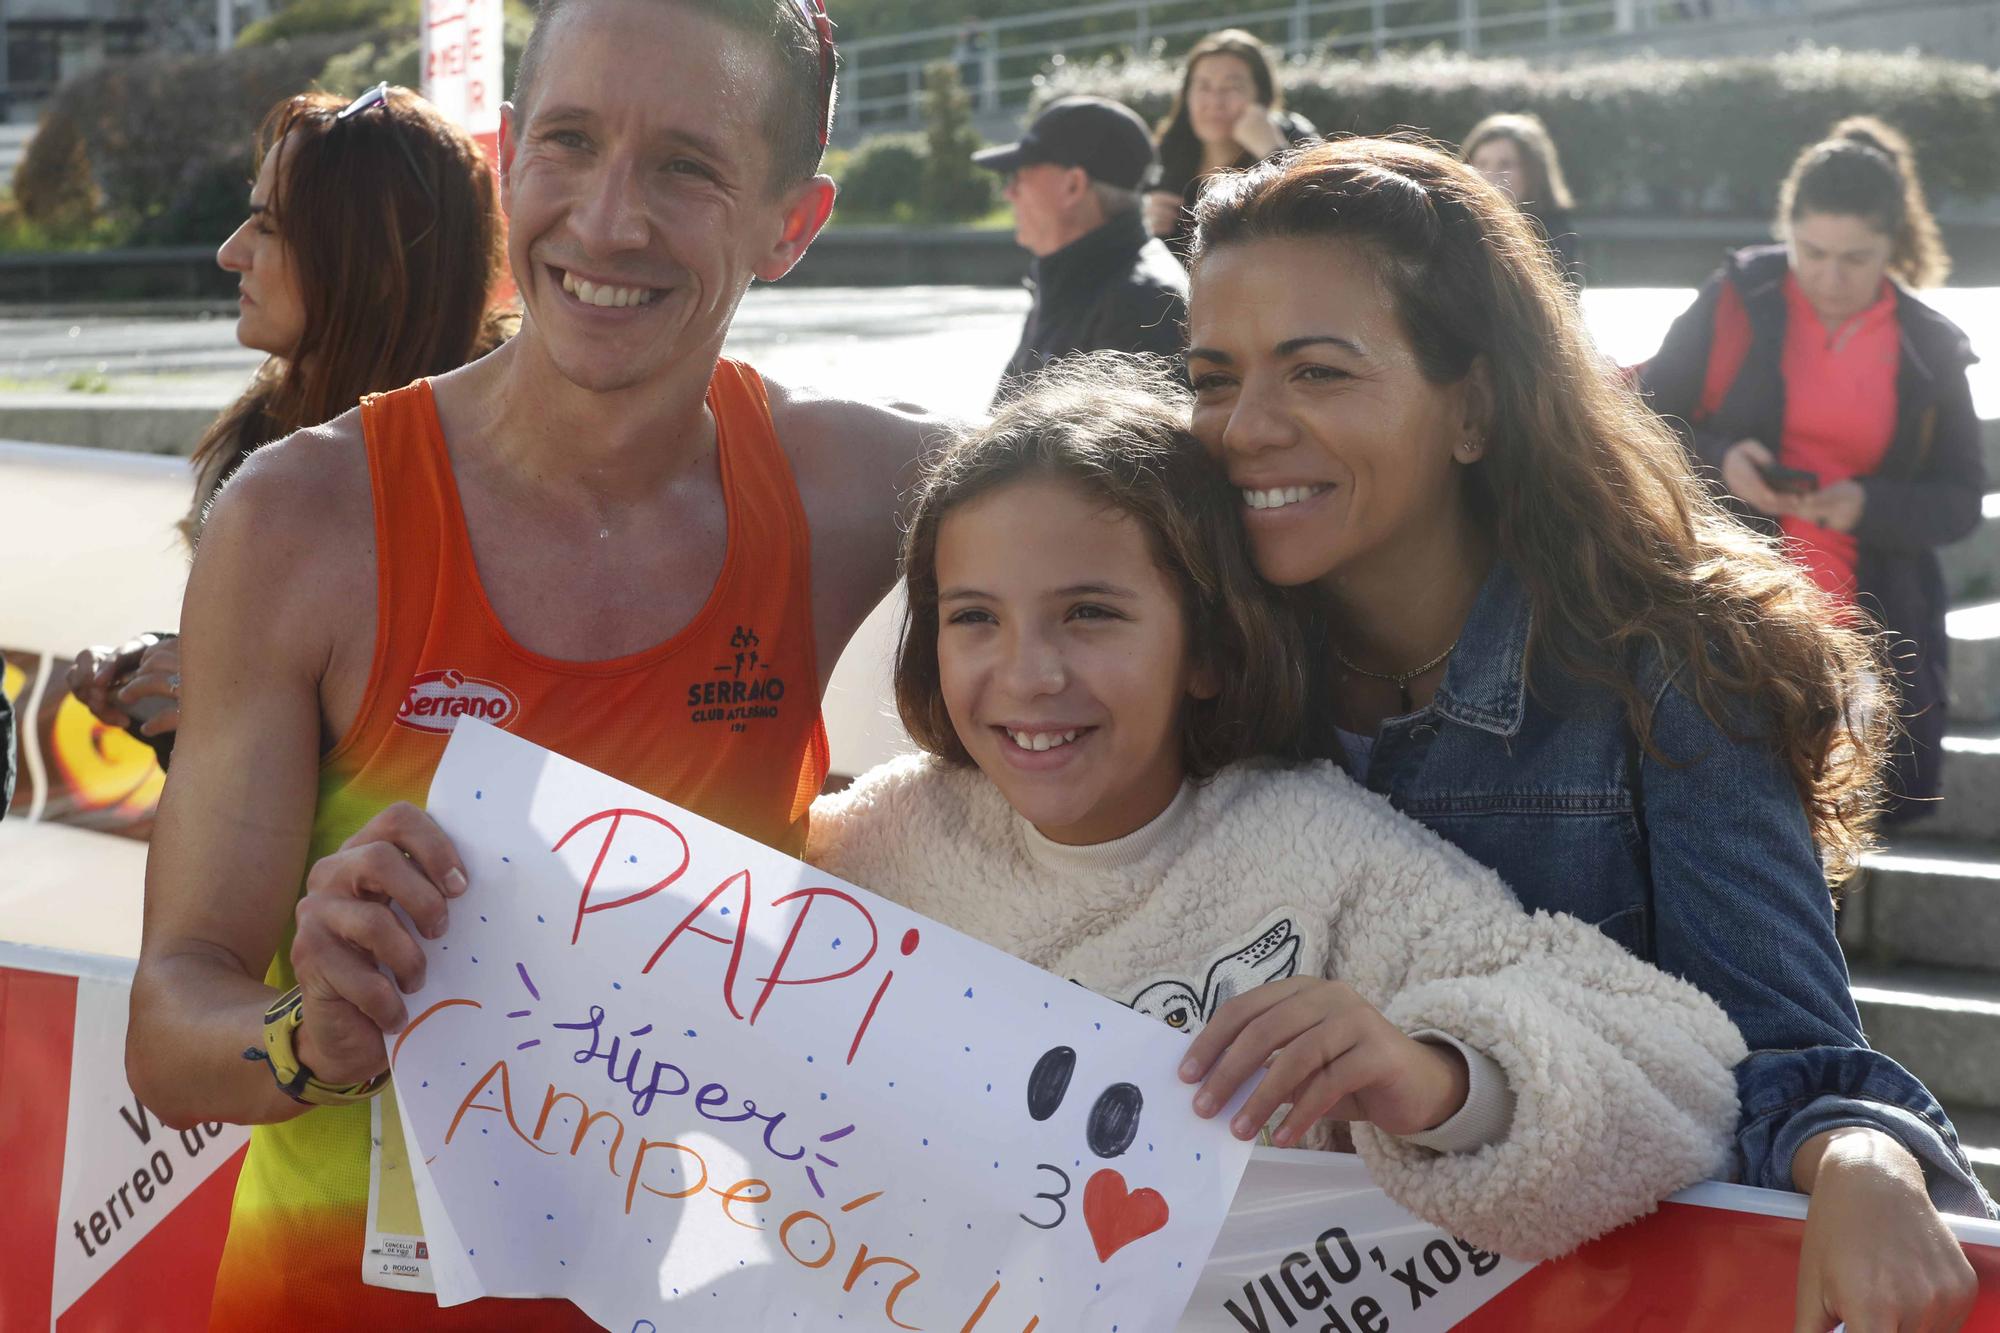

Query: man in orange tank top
129,2,942,1326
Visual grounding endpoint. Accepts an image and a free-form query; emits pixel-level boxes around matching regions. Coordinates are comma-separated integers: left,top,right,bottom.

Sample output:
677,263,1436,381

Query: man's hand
290,802,467,1086
1791,1126,1977,1333
1178,977,1470,1145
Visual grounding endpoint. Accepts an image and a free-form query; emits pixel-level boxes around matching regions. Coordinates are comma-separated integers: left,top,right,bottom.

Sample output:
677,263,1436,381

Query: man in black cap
975,95,1188,405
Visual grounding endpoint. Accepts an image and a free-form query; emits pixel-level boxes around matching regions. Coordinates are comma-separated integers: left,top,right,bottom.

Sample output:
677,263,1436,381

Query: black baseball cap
972,96,1159,192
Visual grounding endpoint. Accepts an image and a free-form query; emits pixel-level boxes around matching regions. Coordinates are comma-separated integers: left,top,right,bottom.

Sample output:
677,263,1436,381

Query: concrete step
1851,964,2000,1114
1914,727,2000,842
1842,842,2000,973
1951,601,2000,725
1940,493,2000,605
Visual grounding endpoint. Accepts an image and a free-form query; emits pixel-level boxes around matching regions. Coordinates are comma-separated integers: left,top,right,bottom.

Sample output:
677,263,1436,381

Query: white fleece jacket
807,754,1748,1261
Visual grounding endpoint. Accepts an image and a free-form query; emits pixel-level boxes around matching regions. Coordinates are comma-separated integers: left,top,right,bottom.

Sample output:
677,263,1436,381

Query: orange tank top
210,359,828,1330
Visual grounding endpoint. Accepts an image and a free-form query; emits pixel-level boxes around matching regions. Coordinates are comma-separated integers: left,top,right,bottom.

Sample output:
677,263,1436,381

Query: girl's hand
1794,480,1866,534
1231,104,1288,159
1790,1126,1977,1332
1178,977,1469,1146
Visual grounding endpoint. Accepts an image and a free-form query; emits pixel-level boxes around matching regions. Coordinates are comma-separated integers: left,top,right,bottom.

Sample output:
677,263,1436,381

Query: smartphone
1757,461,1819,496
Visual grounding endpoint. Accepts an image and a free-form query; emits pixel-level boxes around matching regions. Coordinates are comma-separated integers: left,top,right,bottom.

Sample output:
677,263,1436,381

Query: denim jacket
1355,562,1995,1218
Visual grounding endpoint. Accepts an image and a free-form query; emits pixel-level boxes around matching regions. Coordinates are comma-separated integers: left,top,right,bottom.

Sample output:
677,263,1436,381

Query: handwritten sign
393,720,1254,1331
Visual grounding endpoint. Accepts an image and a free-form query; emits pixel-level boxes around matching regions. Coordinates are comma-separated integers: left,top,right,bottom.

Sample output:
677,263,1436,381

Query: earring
1459,436,1484,459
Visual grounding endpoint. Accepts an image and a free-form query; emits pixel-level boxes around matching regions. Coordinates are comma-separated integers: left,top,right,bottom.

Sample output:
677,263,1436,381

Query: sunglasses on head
335,82,439,248
790,0,836,150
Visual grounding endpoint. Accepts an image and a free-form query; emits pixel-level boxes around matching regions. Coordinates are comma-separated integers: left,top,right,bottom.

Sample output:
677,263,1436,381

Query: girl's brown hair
1191,136,1889,880
1460,111,1574,212
1779,115,1949,289
184,86,509,543
1155,29,1285,191
894,353,1308,780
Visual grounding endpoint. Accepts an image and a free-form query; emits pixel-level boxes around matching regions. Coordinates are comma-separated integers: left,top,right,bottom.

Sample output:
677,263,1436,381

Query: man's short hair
1090,181,1141,221
515,0,837,190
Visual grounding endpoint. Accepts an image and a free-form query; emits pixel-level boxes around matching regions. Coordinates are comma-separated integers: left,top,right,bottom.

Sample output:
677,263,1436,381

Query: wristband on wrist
244,984,389,1106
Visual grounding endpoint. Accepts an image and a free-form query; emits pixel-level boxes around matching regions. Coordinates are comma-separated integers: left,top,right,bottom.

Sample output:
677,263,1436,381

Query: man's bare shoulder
203,408,372,550
761,374,959,504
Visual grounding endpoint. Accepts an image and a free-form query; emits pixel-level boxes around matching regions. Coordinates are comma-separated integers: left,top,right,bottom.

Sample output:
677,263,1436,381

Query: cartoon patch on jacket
1124,913,1303,1035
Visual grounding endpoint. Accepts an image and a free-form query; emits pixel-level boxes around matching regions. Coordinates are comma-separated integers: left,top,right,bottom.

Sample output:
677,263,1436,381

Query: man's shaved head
515,0,836,190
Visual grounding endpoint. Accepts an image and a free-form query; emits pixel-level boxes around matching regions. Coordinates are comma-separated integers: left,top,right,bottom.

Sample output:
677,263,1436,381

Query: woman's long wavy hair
1779,115,1949,289
1191,136,1889,881
184,86,510,543
1154,29,1284,193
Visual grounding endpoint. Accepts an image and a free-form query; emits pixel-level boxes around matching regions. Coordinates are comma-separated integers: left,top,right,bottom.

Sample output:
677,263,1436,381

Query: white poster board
393,720,1255,1332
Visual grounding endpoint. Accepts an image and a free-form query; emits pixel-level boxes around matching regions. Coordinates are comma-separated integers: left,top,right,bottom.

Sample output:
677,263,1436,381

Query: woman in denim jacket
1182,137,1989,1331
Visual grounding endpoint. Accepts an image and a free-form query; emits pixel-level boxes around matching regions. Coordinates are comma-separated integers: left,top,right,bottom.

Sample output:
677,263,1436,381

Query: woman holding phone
1643,116,1985,824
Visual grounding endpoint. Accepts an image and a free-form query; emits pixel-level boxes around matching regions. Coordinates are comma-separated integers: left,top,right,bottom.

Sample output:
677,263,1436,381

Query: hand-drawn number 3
1020,1163,1072,1231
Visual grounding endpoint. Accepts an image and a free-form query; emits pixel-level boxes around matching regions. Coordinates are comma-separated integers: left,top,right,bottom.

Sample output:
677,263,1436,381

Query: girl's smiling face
934,474,1214,846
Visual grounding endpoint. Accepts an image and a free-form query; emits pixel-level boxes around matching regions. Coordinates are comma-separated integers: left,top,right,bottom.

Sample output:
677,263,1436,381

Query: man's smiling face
499,0,802,394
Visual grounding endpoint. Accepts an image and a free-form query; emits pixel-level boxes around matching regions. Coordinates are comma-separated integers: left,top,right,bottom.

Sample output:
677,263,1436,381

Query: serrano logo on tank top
395,668,522,734
685,624,788,733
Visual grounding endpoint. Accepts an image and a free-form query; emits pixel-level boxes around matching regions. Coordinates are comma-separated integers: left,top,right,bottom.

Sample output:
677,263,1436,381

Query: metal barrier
836,0,1816,133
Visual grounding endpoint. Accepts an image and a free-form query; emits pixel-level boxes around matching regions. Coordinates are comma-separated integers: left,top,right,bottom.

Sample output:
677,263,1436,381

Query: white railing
835,0,1772,133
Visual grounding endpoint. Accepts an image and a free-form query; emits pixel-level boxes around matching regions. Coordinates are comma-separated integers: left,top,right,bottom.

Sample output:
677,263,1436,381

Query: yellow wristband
256,985,389,1106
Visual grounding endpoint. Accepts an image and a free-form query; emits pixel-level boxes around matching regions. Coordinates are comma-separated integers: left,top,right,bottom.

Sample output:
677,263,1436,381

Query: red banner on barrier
4,950,1995,1331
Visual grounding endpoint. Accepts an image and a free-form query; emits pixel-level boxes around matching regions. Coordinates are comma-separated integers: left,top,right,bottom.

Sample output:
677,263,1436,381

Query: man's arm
766,383,959,692
127,422,458,1128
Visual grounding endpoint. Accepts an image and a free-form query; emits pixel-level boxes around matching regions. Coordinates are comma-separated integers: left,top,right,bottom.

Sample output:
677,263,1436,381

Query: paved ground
4,284,1997,420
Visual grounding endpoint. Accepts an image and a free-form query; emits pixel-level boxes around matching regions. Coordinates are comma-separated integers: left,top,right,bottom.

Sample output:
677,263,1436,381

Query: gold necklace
1330,639,1458,714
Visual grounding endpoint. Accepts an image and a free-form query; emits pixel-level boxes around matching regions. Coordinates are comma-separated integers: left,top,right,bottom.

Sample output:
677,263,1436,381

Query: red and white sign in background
422,0,503,164
3,942,1997,1329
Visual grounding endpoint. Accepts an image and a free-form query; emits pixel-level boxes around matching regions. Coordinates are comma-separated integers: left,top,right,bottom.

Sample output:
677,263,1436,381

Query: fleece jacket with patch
807,754,1747,1261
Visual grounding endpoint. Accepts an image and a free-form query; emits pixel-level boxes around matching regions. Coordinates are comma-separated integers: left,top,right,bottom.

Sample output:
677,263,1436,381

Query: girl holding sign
808,354,1746,1262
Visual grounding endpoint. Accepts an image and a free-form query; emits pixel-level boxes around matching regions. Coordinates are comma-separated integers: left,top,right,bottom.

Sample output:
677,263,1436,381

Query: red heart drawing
1082,1168,1170,1263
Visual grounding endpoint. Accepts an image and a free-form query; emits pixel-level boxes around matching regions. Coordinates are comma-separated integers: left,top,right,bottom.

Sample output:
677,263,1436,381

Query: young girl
808,355,1746,1261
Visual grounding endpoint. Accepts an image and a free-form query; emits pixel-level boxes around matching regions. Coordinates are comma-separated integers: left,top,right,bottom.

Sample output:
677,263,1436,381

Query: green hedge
11,35,355,247
9,5,533,250
1040,46,2000,215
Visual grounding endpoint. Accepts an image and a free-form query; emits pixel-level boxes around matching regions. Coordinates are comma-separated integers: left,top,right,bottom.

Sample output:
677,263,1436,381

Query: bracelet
245,984,389,1107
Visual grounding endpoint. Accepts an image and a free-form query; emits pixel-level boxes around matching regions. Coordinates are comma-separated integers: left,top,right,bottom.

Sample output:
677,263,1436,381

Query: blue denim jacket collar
1432,561,1532,739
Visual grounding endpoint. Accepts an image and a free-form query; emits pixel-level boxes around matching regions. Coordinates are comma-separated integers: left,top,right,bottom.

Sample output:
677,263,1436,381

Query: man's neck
441,323,723,503
1033,201,1112,260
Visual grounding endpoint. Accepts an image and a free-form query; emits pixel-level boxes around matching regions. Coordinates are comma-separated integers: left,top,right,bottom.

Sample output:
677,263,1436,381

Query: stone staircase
1838,415,2000,1205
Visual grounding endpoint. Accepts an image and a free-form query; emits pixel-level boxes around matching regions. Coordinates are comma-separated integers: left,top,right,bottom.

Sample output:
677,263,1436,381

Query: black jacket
994,210,1188,407
1642,245,1986,813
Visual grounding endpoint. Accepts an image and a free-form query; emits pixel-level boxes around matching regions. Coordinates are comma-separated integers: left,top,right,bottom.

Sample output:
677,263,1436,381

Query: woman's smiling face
1184,236,1482,592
